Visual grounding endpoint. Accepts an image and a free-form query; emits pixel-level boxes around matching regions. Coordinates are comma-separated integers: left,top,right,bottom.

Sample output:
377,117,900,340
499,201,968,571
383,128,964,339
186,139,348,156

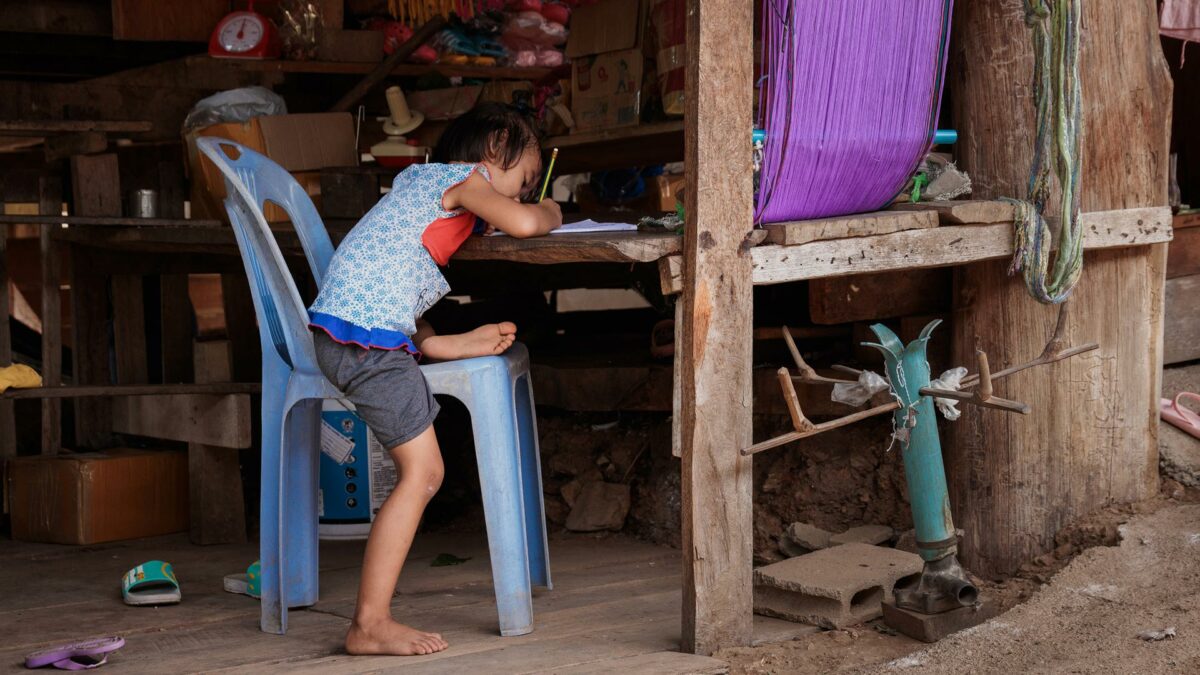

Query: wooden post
111,275,149,384
947,0,1172,577
0,219,13,459
678,0,755,654
188,339,247,544
160,274,195,383
70,245,113,449
220,273,261,383
39,176,62,455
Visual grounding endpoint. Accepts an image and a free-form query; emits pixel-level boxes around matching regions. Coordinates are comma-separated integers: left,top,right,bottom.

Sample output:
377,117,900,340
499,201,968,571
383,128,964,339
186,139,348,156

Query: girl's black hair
432,102,540,169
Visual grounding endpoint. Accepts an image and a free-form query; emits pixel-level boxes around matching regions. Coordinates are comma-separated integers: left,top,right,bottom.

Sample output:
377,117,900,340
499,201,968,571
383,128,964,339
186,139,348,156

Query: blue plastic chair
197,138,552,638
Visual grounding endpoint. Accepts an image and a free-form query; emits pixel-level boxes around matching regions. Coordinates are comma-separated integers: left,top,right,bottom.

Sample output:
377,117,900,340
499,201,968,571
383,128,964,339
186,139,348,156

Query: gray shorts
312,330,440,448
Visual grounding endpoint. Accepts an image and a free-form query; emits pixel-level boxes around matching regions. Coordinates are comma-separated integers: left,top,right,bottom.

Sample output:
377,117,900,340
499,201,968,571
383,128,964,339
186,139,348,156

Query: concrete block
1159,423,1200,488
882,599,1000,643
830,524,894,546
754,543,923,628
786,522,832,550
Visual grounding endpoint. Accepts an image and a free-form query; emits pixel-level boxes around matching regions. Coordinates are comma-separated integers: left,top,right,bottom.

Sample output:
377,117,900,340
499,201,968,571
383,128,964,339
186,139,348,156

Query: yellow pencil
538,148,559,202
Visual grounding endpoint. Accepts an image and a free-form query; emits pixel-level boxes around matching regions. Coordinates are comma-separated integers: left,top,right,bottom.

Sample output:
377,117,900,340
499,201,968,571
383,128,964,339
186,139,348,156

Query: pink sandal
1161,392,1200,440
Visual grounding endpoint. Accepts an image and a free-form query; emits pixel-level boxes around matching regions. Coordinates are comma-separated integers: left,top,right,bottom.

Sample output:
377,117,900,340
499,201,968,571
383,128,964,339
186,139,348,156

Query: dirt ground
718,491,1200,674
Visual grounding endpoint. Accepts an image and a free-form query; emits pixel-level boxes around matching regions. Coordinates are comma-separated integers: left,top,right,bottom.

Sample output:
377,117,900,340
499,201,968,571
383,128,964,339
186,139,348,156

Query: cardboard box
8,448,189,545
567,0,647,133
572,50,644,132
186,113,354,222
566,0,643,58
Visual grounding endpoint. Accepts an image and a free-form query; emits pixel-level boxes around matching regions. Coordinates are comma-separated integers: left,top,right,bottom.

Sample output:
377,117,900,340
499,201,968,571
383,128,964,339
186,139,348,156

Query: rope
1005,0,1083,304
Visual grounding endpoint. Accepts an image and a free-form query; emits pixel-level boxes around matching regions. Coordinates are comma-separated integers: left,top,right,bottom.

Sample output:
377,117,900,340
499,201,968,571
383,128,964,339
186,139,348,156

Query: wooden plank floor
0,532,798,673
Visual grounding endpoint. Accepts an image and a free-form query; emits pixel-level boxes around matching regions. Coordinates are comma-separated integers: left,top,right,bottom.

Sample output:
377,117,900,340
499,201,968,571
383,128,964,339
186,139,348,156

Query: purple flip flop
24,637,125,670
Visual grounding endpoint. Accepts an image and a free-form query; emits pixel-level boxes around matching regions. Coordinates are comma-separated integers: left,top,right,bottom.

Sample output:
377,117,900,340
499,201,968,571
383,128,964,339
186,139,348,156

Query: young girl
307,103,562,656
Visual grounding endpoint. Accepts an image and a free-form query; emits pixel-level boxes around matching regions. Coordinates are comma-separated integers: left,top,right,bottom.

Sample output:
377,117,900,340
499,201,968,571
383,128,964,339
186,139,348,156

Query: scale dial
217,12,266,53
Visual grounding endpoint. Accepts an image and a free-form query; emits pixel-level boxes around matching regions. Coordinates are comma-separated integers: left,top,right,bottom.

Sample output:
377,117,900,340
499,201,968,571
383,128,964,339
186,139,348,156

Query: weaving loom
755,0,954,223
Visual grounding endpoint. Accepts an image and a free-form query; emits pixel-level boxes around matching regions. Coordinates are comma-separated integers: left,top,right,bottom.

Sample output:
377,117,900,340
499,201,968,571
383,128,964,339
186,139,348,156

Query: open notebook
488,219,638,236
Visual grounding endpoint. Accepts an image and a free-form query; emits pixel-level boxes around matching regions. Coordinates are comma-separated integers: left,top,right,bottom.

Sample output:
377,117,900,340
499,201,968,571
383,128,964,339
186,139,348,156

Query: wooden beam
0,120,152,134
220,273,261,384
44,131,107,163
330,17,447,112
68,244,113,448
111,393,253,448
751,207,1171,284
39,176,62,455
763,209,937,246
657,206,1172,293
0,216,13,459
809,269,950,325
0,215,223,228
0,2,113,36
160,274,194,383
4,382,259,399
678,0,754,655
111,275,149,384
892,199,1015,224
189,339,247,545
70,153,121,217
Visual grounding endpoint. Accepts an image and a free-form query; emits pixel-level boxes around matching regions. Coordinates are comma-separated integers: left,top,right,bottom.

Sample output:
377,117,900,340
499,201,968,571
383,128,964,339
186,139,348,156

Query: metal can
131,189,158,218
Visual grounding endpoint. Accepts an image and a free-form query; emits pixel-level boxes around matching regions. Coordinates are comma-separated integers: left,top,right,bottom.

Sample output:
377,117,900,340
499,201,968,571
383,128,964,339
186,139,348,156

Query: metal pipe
865,321,957,563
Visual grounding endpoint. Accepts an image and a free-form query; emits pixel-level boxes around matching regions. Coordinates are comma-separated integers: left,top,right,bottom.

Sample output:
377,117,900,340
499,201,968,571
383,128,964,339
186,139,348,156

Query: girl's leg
345,425,450,656
416,320,518,361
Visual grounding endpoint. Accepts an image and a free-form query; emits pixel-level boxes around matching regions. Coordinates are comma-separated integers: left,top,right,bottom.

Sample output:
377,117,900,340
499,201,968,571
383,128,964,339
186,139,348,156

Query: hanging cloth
1004,0,1084,304
1162,0,1200,43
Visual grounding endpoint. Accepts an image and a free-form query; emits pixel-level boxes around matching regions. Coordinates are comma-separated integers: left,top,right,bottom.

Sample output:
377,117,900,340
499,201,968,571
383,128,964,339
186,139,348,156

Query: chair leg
282,399,321,609
514,373,551,589
259,390,287,635
468,367,535,637
260,391,321,635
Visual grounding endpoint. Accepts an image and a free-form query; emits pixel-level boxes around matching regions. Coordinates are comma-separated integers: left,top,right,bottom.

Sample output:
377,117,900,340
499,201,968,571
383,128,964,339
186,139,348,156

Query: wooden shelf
217,56,558,81
543,121,685,174
0,120,153,135
0,215,223,228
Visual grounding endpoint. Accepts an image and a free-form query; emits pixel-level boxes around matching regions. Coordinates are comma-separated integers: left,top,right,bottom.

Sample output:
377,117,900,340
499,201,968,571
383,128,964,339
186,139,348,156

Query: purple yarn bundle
755,0,954,223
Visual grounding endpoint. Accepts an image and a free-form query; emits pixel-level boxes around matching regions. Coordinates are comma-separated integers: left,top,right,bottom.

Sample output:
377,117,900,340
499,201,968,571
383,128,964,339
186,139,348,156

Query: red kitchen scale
209,1,281,60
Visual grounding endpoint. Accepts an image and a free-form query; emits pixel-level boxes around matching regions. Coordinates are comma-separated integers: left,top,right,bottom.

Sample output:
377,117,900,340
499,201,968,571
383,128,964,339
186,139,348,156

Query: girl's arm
448,172,562,238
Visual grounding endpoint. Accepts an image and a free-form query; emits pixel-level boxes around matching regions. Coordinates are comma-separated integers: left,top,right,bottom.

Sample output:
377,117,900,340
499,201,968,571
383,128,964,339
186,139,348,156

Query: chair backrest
196,137,331,376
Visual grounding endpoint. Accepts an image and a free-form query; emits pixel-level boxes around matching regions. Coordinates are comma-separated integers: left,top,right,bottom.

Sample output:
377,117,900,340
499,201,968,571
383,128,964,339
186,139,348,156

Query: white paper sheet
488,219,638,236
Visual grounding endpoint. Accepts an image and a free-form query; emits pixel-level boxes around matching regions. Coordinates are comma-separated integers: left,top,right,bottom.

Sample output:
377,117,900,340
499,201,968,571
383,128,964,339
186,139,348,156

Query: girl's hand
537,199,563,231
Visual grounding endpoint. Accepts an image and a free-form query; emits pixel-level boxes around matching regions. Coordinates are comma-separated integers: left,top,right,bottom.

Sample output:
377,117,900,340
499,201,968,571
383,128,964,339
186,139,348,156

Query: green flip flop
122,560,181,606
222,560,261,599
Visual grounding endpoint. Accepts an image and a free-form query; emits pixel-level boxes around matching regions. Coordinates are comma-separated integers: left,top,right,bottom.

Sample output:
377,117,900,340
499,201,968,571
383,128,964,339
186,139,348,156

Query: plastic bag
183,87,287,131
831,370,890,407
929,367,968,420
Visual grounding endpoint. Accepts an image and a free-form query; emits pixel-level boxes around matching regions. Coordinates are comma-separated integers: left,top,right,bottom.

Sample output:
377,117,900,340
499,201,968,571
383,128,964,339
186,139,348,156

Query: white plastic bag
929,366,968,420
831,370,889,407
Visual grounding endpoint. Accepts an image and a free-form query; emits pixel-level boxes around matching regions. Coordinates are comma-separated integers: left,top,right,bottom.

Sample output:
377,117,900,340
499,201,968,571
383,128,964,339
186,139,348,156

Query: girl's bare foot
345,617,448,656
419,322,517,361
